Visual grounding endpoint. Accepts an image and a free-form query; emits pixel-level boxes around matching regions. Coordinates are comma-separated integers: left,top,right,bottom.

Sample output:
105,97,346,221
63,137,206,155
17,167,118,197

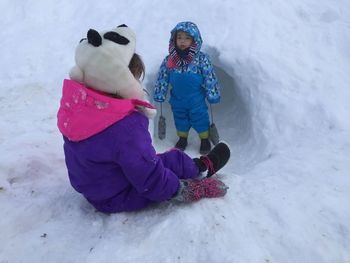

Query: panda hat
69,24,144,100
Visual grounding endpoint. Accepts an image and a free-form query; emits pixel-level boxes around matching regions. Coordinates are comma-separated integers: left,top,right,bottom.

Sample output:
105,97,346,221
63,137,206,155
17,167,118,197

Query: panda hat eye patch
104,32,129,45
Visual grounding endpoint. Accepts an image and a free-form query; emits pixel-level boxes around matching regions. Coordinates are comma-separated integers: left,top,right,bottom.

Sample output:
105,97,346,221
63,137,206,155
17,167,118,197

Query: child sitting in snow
57,25,230,213
154,21,220,154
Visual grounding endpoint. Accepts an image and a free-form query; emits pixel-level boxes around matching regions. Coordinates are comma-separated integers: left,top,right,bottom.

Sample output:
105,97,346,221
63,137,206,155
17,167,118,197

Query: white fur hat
69,25,144,100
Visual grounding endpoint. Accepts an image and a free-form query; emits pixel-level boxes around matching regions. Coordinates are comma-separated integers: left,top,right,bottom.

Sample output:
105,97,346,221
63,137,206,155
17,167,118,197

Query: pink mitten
174,177,228,202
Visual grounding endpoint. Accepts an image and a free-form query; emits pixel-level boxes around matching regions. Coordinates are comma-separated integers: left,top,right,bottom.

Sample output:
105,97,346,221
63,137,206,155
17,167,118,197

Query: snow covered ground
1,0,350,262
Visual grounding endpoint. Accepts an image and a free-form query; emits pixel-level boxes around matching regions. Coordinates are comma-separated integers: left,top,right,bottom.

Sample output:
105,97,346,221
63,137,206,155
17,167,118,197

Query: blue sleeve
153,57,170,103
200,53,220,104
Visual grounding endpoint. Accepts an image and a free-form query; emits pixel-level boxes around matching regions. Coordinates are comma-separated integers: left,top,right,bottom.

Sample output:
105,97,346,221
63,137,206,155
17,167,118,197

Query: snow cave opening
147,51,269,174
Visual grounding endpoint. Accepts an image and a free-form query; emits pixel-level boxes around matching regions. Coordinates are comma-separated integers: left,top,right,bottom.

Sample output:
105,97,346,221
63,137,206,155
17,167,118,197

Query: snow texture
0,0,349,262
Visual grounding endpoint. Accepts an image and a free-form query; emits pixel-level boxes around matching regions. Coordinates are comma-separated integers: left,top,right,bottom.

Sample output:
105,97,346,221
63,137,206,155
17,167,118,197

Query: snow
1,0,350,262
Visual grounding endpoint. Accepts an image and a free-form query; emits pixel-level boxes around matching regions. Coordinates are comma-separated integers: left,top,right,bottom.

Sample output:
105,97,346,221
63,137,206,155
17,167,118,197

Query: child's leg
88,189,154,213
157,149,199,179
189,102,210,136
171,106,191,136
189,102,211,153
171,105,191,150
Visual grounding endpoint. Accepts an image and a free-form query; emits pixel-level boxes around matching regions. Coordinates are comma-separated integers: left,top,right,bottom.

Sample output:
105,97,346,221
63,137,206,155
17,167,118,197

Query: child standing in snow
154,21,220,154
57,25,230,213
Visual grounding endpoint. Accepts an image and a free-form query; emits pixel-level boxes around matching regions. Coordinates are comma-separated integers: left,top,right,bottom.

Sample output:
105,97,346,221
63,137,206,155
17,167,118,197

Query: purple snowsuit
57,80,199,213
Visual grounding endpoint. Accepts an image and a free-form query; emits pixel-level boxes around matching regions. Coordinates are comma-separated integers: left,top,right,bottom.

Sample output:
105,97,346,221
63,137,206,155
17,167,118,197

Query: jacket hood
169,21,202,54
57,79,155,142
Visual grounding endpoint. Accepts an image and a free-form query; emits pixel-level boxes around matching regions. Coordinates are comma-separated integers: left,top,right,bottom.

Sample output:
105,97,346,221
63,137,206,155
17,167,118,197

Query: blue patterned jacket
153,22,220,104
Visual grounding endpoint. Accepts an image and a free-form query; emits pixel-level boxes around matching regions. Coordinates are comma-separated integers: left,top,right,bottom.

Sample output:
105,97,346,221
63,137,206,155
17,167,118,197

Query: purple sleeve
117,115,180,201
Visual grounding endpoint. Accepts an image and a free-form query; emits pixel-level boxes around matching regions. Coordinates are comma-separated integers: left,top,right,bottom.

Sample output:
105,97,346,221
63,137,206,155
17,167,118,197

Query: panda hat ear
87,29,102,47
113,25,136,45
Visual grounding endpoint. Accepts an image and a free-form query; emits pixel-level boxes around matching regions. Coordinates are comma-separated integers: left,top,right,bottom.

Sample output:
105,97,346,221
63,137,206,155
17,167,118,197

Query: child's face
176,31,193,50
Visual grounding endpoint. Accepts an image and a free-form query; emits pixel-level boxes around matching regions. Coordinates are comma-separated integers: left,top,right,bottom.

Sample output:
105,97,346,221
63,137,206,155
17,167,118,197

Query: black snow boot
175,137,188,151
193,142,230,177
199,138,211,155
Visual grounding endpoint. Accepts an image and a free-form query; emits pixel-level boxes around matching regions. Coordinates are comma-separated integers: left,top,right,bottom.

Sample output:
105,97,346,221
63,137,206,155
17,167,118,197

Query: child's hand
173,177,228,203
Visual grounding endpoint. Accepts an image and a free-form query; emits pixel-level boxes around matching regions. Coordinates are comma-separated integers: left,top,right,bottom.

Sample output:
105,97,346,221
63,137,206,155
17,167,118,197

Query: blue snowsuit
153,22,220,136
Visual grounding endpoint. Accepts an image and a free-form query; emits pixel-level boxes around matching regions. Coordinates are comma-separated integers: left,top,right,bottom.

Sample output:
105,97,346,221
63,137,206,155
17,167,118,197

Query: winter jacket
57,79,198,213
153,21,220,104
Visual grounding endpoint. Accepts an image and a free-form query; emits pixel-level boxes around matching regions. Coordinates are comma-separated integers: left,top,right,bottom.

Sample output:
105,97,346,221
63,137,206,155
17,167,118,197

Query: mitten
173,177,228,203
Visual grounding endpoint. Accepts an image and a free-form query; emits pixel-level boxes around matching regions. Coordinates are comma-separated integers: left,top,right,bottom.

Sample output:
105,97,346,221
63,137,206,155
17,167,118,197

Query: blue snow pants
169,72,209,134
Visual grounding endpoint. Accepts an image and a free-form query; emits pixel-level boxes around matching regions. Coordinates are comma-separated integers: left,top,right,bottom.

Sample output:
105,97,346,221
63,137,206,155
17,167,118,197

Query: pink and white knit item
175,177,228,202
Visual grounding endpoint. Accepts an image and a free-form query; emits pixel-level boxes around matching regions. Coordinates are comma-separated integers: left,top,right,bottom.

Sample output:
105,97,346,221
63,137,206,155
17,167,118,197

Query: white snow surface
1,0,350,262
